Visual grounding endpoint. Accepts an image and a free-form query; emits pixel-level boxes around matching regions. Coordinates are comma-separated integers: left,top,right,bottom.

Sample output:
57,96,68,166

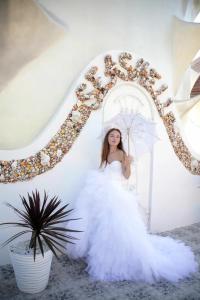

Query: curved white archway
102,81,157,231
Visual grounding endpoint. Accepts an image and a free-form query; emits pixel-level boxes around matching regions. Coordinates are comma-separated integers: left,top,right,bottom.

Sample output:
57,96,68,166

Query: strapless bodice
103,160,126,182
107,160,121,167
105,160,122,171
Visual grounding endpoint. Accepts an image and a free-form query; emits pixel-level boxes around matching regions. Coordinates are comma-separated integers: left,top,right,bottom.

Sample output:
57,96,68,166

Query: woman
66,128,198,283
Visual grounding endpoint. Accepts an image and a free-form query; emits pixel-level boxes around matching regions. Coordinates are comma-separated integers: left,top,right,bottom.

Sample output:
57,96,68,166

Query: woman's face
108,130,121,147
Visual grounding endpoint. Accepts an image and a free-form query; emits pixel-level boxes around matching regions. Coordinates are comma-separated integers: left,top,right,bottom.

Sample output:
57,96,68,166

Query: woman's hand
122,154,133,166
121,154,133,179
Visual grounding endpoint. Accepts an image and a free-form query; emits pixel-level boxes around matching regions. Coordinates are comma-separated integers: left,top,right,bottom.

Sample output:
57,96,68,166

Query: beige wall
0,0,65,93
0,0,184,149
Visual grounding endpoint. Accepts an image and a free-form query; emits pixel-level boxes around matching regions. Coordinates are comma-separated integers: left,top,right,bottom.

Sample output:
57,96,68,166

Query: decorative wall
0,52,200,184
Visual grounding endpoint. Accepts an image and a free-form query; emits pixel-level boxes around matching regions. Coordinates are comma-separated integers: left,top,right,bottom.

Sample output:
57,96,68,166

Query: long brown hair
100,128,125,167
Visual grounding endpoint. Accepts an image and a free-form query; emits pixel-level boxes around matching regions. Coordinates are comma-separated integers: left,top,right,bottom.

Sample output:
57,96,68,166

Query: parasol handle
127,128,130,155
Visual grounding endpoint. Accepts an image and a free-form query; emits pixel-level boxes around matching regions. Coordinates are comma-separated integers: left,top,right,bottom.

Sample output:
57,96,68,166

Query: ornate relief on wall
0,52,200,183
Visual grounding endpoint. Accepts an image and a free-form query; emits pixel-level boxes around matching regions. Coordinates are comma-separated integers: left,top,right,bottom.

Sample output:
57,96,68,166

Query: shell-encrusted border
0,52,199,183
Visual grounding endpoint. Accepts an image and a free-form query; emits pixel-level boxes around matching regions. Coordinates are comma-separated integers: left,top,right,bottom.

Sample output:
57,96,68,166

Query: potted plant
0,190,80,294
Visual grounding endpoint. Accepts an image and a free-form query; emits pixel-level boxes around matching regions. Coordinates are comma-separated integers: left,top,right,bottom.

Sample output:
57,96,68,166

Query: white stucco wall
0,0,200,266
0,0,184,148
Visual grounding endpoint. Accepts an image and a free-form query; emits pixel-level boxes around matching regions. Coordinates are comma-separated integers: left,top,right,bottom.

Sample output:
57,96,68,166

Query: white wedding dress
66,160,198,283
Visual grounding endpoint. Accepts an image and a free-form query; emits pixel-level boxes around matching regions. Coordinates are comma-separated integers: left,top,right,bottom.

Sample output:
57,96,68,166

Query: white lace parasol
101,111,160,159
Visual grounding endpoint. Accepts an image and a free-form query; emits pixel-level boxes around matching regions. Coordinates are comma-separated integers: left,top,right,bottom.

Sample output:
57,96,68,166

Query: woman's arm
121,153,132,179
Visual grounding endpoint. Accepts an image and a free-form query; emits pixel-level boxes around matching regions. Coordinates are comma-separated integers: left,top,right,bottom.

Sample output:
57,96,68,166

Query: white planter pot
9,240,53,294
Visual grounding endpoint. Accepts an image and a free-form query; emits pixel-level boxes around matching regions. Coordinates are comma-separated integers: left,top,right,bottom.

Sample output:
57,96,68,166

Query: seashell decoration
0,174,5,181
56,149,62,158
71,111,82,123
191,158,199,171
40,152,50,166
0,52,200,183
11,161,18,170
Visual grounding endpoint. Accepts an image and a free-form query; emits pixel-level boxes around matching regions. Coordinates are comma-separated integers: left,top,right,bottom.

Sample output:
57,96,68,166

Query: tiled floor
0,223,200,300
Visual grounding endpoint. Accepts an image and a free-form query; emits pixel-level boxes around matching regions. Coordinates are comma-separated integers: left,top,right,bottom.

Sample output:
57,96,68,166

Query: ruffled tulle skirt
66,168,198,283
